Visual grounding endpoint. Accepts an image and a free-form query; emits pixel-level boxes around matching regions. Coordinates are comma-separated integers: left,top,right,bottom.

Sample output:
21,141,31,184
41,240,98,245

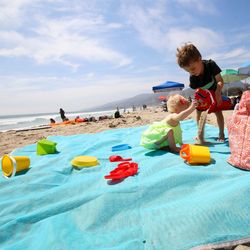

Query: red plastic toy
104,162,138,180
195,88,232,113
109,155,132,162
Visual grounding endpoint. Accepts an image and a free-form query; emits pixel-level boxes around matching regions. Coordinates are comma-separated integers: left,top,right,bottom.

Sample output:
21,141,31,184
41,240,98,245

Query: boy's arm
215,73,224,105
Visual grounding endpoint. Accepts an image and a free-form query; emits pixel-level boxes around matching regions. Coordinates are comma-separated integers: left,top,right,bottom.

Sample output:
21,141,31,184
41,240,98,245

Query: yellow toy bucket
180,144,211,165
1,155,30,178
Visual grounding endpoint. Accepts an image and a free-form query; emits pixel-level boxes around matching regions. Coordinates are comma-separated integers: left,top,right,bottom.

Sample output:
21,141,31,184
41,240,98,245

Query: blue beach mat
0,120,250,250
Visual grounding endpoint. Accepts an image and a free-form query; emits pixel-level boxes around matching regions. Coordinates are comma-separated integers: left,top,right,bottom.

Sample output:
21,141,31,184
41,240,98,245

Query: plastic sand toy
37,139,57,155
109,155,132,162
1,155,30,178
105,162,138,180
71,156,99,168
180,144,211,165
111,144,132,152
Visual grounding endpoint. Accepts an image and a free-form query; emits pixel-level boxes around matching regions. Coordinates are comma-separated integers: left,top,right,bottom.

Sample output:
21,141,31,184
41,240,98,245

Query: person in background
161,100,168,112
236,90,243,104
140,95,197,153
114,107,121,118
176,43,225,143
50,118,56,124
59,108,69,122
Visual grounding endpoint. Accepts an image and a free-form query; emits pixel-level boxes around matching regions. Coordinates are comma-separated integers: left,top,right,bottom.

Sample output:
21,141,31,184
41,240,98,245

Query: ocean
0,109,120,132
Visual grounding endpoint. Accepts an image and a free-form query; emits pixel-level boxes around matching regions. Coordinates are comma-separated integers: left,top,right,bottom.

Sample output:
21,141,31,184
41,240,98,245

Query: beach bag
227,90,250,170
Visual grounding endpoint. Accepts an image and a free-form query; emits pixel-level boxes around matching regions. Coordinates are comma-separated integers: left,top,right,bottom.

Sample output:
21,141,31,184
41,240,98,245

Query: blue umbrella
152,81,185,93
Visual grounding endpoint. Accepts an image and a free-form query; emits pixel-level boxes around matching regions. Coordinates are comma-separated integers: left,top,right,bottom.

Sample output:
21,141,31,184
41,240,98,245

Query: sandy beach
0,107,234,157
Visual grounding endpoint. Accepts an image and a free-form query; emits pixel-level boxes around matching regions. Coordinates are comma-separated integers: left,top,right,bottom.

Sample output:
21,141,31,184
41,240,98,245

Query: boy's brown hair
176,43,201,68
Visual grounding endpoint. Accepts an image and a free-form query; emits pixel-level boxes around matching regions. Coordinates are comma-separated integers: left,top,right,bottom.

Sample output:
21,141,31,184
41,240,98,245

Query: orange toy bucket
180,144,211,164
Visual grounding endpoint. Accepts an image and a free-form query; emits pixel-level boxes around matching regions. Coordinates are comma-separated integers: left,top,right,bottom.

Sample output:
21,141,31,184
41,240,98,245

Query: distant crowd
49,105,148,125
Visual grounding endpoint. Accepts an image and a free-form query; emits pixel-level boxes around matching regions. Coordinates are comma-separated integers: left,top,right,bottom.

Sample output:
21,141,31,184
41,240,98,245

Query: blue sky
0,0,250,115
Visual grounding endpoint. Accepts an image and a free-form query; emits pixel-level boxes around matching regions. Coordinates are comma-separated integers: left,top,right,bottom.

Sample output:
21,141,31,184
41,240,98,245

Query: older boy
176,43,225,143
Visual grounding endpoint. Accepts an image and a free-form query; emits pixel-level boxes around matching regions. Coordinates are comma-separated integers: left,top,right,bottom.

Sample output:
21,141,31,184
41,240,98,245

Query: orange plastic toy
180,144,211,165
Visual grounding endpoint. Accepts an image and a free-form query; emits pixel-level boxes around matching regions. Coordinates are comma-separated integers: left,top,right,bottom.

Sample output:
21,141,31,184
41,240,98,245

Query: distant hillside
83,93,158,111
82,88,196,112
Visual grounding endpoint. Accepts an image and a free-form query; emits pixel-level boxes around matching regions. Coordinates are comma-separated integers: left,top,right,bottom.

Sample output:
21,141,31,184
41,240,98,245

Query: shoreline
0,109,118,133
0,108,234,157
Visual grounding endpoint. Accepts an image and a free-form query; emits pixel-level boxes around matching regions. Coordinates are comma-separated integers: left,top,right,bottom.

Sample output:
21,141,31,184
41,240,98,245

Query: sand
0,107,234,157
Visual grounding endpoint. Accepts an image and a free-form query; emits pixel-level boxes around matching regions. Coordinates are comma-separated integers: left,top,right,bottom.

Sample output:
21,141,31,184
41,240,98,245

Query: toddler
140,95,197,153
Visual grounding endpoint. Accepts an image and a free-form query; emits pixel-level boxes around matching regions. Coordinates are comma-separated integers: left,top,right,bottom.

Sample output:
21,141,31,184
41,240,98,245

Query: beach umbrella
221,69,248,96
222,81,246,96
238,61,250,75
221,69,248,83
152,81,185,93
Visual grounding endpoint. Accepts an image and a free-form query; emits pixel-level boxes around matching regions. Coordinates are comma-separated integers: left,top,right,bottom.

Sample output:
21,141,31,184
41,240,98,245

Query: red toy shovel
109,155,132,162
105,162,138,180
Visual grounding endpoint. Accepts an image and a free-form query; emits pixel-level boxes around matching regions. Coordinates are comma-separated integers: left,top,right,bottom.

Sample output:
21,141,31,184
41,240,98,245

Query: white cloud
0,1,131,68
0,22,131,68
207,48,250,69
120,2,169,52
0,47,28,57
120,1,222,56
0,0,43,28
175,0,217,14
167,27,223,53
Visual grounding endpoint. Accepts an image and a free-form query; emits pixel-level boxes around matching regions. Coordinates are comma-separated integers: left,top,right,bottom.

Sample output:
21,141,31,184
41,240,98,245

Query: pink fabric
227,91,250,170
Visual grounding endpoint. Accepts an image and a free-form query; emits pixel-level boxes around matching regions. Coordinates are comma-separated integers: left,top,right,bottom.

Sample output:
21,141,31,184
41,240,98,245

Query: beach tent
238,61,250,75
152,81,185,93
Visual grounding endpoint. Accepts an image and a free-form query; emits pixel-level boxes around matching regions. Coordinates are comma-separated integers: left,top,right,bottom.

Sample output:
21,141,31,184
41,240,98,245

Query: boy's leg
196,110,205,143
215,110,225,141
196,109,202,124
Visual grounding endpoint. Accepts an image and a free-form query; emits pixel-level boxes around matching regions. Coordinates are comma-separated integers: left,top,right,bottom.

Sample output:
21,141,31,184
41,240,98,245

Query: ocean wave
0,109,118,132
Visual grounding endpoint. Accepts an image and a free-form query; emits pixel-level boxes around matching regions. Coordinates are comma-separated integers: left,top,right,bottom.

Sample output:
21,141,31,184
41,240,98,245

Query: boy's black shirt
189,59,221,91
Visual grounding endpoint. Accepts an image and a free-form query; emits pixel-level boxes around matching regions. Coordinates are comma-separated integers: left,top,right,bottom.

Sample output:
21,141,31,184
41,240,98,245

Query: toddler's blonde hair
167,94,186,113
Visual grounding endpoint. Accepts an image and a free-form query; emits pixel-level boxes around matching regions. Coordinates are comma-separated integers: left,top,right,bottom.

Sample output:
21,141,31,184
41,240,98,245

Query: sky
0,0,250,115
